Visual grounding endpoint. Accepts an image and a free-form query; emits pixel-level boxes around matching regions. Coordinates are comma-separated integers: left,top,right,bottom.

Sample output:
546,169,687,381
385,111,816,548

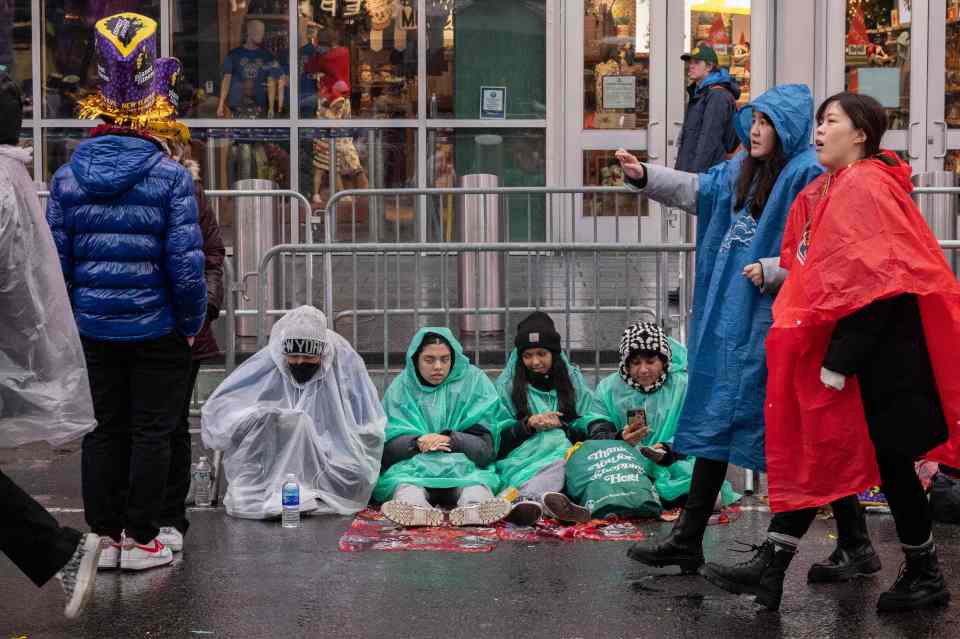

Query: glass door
926,0,960,174
563,0,667,243
828,0,931,170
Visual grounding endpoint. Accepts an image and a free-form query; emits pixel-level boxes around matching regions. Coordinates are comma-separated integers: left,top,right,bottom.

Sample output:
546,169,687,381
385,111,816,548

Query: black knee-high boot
626,457,727,574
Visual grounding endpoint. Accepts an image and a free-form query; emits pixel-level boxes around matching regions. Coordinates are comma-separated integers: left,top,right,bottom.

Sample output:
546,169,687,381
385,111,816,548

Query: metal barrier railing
257,241,694,392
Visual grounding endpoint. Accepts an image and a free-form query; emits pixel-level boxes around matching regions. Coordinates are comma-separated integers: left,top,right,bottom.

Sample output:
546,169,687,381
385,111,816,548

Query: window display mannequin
217,19,282,118
307,46,368,207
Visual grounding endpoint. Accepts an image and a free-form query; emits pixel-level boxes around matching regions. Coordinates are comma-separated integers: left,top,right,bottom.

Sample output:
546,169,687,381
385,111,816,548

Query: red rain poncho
764,151,960,512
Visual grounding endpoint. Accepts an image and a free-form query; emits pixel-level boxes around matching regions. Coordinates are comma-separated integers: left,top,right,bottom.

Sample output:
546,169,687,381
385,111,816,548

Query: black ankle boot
702,540,796,611
808,504,881,583
626,509,706,574
877,544,951,612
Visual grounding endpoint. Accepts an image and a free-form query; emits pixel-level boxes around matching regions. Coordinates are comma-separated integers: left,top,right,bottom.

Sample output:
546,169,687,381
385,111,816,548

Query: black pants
81,333,192,545
0,468,81,587
769,450,930,546
159,360,201,535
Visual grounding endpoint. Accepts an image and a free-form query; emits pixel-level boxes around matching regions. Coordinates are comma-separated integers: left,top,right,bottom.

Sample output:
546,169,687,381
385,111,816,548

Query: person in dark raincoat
675,44,741,173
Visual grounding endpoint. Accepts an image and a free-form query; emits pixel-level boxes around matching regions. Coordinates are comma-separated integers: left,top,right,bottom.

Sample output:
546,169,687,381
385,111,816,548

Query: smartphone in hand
638,445,666,463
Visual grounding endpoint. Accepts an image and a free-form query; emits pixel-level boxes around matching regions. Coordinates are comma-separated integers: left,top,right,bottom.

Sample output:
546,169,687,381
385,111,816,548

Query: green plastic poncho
373,328,502,503
596,337,740,507
494,349,611,493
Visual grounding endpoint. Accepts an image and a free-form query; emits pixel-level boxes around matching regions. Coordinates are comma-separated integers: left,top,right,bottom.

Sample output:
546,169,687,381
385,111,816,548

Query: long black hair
734,111,788,219
510,352,579,424
0,73,23,147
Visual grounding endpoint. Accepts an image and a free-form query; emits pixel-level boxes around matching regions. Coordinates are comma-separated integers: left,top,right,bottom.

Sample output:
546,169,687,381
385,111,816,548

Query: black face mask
289,362,319,384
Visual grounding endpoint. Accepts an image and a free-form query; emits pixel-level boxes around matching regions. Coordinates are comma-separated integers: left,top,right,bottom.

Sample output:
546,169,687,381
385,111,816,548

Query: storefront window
42,127,90,180
299,127,416,240
584,1,651,130
296,1,417,120
172,1,290,119
2,2,33,119
582,149,648,217
190,127,290,188
427,0,546,119
844,0,910,130
18,129,33,179
429,128,546,240
946,150,960,177
685,0,751,107
946,2,960,130
41,2,161,119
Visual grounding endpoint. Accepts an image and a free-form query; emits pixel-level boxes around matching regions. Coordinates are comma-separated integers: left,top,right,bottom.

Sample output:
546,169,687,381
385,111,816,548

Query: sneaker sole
626,547,703,575
877,590,951,613
542,493,591,524
65,534,102,619
97,551,121,570
449,500,512,526
702,564,781,611
807,556,882,583
381,502,443,527
120,553,174,571
506,502,543,527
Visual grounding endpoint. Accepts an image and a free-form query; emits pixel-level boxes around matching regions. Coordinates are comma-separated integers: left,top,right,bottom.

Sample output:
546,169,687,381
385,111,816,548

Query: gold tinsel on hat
77,95,189,144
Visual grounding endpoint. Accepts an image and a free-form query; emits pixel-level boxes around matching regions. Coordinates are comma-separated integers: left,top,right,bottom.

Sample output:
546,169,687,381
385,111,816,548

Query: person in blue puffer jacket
46,13,206,572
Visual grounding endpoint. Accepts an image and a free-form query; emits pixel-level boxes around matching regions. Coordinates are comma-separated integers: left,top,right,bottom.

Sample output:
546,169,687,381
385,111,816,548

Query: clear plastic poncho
201,305,385,519
0,146,96,448
372,327,502,503
595,337,740,507
494,349,610,493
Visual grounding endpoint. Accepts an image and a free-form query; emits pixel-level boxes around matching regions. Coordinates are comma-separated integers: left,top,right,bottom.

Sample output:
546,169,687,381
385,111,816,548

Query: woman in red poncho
702,93,960,613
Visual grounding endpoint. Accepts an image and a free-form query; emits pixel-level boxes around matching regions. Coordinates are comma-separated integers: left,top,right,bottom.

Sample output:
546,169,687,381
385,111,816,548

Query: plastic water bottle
193,457,212,507
430,93,438,118
282,474,300,529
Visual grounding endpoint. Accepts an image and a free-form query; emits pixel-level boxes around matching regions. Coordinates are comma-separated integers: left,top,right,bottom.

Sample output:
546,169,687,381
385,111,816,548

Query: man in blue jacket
46,13,206,572
675,45,741,173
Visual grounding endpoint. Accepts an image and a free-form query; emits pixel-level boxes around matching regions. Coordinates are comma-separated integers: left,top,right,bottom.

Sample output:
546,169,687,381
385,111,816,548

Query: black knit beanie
514,311,562,354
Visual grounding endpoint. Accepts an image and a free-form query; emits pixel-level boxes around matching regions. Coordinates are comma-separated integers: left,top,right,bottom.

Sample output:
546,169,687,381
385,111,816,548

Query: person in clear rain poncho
201,306,386,519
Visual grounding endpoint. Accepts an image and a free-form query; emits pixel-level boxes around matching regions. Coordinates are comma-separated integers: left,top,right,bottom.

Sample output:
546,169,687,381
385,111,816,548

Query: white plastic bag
0,146,96,448
202,306,386,518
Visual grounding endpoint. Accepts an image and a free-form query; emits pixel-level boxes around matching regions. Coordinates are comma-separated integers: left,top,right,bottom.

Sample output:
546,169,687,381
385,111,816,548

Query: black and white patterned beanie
618,322,671,393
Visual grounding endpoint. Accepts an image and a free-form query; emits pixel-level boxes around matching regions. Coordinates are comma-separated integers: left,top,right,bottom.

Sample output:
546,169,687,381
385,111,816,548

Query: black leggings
769,449,930,546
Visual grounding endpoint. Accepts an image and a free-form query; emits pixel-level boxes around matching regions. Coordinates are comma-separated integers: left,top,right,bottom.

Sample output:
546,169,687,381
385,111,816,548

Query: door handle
668,120,683,146
907,121,921,159
933,121,948,159
647,120,661,160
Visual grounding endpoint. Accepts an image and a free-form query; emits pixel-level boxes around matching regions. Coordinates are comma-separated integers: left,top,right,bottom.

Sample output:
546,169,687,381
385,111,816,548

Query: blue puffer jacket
46,133,207,342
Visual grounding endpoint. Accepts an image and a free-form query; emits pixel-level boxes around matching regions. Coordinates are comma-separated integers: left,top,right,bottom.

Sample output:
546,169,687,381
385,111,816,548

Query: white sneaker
157,527,184,553
97,536,121,570
120,538,173,571
57,533,101,619
381,500,444,527
449,499,512,526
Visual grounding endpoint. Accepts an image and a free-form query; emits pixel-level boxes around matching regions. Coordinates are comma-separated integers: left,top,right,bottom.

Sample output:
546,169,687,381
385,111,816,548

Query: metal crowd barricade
257,241,694,394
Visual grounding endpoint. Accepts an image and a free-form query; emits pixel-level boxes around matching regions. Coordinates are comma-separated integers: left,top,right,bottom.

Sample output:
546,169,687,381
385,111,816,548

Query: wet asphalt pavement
2,441,959,639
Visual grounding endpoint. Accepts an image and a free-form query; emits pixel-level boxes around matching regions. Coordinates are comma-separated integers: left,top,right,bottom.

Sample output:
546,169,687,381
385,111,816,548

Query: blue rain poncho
676,84,823,471
494,349,610,493
373,328,502,503
596,337,739,506
202,306,386,518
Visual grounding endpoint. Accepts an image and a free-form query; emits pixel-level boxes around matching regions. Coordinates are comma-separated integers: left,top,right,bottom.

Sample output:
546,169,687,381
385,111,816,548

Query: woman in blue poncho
617,84,879,580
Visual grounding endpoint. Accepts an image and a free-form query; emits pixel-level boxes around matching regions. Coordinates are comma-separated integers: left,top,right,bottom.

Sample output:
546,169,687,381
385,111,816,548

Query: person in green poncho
376,328,512,527
495,312,620,526
596,322,740,510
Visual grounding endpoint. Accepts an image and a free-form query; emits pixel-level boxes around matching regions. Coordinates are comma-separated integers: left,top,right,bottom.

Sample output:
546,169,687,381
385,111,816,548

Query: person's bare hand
528,412,563,431
622,420,649,446
742,262,764,288
615,148,645,182
418,434,451,453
